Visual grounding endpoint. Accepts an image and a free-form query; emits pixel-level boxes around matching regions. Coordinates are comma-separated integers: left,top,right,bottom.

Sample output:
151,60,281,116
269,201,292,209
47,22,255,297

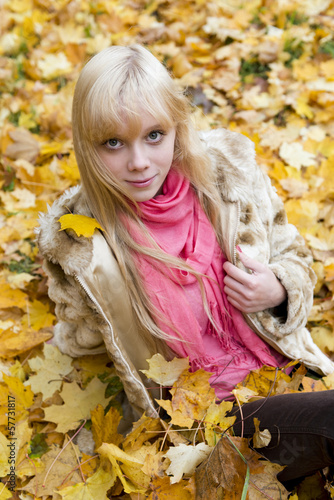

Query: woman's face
96,110,176,202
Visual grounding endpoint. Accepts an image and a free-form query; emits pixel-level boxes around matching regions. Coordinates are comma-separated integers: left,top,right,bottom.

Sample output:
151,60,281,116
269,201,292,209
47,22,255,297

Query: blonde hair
72,44,222,355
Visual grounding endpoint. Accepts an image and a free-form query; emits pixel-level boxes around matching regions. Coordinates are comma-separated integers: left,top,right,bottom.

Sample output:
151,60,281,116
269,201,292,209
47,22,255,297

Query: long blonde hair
72,44,222,354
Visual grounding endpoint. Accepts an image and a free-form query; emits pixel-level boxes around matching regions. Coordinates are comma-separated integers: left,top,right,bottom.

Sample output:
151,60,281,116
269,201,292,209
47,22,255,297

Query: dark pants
230,390,334,490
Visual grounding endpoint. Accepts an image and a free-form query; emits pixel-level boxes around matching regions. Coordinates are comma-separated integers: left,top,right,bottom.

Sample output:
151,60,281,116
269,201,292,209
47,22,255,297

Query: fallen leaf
43,378,111,433
252,417,272,448
58,214,104,238
164,443,212,484
141,354,189,386
91,404,123,450
57,465,116,500
25,343,73,400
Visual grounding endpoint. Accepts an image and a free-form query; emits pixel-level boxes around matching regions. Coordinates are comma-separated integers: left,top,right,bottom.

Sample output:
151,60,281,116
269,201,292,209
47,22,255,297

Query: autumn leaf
91,404,123,450
57,466,116,500
204,400,236,447
21,299,55,330
252,417,272,448
1,0,334,497
195,435,288,499
148,476,194,499
98,442,149,494
43,378,112,433
24,438,83,497
141,353,190,386
58,214,104,237
0,373,34,425
164,443,212,484
25,343,73,400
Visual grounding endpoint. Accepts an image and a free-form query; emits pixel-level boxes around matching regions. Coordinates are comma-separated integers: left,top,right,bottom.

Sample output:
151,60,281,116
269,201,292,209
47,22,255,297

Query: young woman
37,44,334,489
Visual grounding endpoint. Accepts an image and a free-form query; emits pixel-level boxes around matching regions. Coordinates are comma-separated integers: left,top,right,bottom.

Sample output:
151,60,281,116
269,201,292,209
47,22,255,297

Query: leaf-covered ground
1,0,334,498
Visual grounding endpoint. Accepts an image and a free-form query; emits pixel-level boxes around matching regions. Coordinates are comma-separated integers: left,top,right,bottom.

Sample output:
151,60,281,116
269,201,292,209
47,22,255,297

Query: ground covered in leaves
1,0,334,498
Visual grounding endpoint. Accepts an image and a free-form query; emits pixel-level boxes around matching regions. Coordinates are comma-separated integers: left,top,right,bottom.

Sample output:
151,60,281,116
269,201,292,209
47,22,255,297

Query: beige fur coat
37,128,334,417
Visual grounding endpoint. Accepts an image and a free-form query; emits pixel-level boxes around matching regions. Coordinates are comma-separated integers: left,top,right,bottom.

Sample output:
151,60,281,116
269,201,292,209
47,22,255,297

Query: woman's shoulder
36,185,94,275
199,127,255,158
199,128,261,203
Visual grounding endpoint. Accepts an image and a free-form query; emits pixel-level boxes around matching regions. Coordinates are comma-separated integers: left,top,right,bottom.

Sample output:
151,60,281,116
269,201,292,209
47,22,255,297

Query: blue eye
105,138,121,149
147,131,163,142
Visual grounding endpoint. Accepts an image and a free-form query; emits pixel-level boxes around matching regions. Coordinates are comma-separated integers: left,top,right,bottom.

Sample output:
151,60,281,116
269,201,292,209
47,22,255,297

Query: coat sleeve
243,154,317,340
36,186,107,357
252,172,316,337
201,128,316,341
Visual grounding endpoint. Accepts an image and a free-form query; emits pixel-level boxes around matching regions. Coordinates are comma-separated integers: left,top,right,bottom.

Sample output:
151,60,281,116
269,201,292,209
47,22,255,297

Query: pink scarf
124,170,286,397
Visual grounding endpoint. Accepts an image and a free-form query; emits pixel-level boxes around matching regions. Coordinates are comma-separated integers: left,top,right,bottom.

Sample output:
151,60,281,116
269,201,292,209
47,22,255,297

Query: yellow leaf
0,326,52,358
310,326,334,355
204,400,235,446
157,399,194,429
169,369,216,422
58,214,104,237
57,466,116,500
0,374,34,426
122,414,164,452
25,343,73,400
23,438,83,497
21,299,55,330
148,477,194,499
0,432,11,477
91,404,122,450
43,378,112,433
236,365,291,398
98,442,148,494
141,354,189,386
0,280,27,309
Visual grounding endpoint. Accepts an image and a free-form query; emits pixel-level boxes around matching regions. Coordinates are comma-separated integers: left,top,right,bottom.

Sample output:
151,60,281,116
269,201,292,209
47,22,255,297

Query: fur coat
37,128,334,417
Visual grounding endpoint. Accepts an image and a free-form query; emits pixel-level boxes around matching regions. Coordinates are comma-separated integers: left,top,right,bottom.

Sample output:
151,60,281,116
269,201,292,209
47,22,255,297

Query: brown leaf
195,436,288,499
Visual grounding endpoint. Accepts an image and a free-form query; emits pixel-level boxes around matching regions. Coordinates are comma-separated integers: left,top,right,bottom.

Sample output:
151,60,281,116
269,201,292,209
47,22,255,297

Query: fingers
223,260,252,285
237,251,266,273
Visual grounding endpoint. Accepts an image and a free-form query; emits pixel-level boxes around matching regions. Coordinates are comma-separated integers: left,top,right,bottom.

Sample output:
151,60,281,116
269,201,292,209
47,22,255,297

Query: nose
128,144,150,171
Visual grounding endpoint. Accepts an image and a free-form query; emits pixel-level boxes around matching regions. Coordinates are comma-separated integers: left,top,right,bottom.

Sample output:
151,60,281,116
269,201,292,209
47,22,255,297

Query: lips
126,175,157,187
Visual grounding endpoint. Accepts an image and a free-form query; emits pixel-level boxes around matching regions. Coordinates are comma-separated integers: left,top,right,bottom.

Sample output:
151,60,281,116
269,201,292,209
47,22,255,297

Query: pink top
126,169,289,400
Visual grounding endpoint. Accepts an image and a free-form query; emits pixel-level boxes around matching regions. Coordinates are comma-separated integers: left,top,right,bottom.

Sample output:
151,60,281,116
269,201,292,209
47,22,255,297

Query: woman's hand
222,251,287,313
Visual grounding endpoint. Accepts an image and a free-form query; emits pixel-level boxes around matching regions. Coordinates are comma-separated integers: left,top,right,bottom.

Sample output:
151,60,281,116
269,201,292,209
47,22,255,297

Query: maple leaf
0,279,27,309
141,354,189,386
236,365,291,397
21,299,55,330
25,343,73,400
170,368,215,421
148,476,194,499
0,325,52,358
122,414,164,452
90,404,123,450
23,438,83,497
98,442,149,494
279,142,316,169
164,443,212,484
204,400,236,446
43,378,111,433
57,466,116,500
0,374,34,426
195,435,288,499
58,214,105,238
